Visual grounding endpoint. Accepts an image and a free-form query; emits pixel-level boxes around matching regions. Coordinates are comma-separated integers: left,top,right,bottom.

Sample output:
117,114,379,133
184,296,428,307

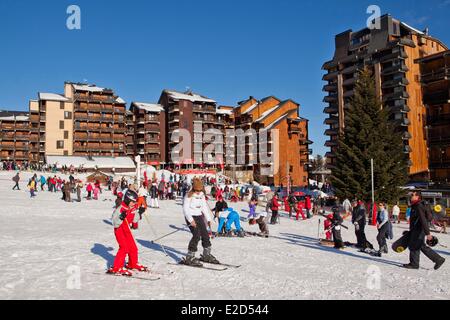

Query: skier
403,191,446,270
40,175,46,191
213,196,229,235
330,206,344,249
150,182,159,208
270,193,280,225
305,195,313,219
28,177,36,198
248,198,257,223
376,203,390,255
296,199,306,221
352,200,368,249
222,207,245,237
86,183,93,200
324,213,334,241
182,178,219,266
76,180,83,202
392,202,401,224
12,172,20,190
108,190,147,276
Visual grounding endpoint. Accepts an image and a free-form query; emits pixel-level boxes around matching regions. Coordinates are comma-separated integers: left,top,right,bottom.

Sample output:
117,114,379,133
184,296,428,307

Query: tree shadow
272,233,404,268
103,219,113,226
169,224,190,233
136,239,185,263
90,243,115,267
435,249,450,257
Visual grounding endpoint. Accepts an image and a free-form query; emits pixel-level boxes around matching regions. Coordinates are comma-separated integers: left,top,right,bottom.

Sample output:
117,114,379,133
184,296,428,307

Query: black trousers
332,227,344,248
12,182,20,190
187,216,211,253
355,223,368,248
271,210,278,224
410,242,443,267
377,223,389,249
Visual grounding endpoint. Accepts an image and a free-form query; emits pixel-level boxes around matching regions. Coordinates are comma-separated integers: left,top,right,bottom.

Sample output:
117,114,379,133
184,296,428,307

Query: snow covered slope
0,172,448,300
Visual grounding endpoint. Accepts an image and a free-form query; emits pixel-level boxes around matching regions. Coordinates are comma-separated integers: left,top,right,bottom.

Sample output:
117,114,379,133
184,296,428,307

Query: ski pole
150,228,185,244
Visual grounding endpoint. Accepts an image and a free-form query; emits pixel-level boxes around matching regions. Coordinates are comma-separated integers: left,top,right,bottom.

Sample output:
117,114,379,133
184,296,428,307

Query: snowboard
392,231,410,253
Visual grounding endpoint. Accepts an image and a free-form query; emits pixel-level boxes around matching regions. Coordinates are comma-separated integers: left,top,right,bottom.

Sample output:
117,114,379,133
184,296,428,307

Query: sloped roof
72,84,105,92
39,93,69,102
132,102,164,113
164,90,216,103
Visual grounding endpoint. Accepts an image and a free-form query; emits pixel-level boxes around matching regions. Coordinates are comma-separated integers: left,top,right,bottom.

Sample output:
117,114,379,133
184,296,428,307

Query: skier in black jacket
331,206,344,249
404,191,445,270
352,200,368,249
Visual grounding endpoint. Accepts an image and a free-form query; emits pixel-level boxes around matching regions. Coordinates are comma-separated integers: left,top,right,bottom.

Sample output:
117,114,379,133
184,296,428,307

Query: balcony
402,132,412,140
428,113,450,124
343,90,355,98
421,68,450,83
382,64,409,75
322,60,338,70
323,106,338,114
325,140,338,147
383,91,410,102
382,77,409,89
323,94,338,103
192,105,216,114
324,116,339,125
323,84,337,92
341,64,359,75
325,128,338,136
325,152,336,158
343,77,356,86
379,51,408,63
322,70,339,81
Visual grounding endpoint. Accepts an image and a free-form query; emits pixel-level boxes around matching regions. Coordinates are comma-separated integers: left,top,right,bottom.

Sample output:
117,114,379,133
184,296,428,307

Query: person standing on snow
40,175,46,191
12,172,20,190
270,193,280,225
376,203,390,255
352,200,368,249
108,190,147,276
182,178,219,266
403,191,445,270
392,202,401,224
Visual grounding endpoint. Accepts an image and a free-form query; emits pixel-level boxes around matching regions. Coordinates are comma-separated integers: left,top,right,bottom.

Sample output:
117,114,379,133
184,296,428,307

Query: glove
138,207,145,214
119,212,127,220
131,223,138,230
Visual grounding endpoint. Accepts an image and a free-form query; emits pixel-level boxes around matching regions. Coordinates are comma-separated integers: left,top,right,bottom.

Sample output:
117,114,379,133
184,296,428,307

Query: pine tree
330,67,408,203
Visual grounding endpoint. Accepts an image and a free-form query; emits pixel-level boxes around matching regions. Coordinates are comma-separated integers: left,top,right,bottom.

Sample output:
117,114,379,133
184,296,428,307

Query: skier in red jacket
270,194,280,224
108,190,147,276
296,200,306,220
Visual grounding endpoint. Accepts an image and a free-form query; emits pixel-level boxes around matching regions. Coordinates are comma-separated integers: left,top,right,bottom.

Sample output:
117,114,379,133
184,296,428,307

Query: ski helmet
124,190,138,205
426,236,439,247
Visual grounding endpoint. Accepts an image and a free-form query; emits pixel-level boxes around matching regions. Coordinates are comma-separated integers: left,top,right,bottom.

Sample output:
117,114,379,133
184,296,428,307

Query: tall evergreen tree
330,67,408,203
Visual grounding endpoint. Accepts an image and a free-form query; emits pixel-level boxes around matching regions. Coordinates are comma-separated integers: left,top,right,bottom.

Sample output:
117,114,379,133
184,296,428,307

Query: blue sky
0,0,449,156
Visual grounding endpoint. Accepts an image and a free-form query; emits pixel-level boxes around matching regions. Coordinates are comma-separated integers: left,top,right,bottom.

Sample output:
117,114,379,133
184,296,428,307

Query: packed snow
0,171,449,300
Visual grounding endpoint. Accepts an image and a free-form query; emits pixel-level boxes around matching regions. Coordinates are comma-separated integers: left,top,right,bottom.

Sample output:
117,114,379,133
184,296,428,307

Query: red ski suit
296,201,306,220
112,203,140,271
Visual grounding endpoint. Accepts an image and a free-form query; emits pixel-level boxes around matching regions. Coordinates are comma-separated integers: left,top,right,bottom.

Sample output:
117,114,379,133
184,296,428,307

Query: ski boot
382,245,388,254
126,263,149,272
107,267,133,277
226,230,234,237
200,247,220,265
237,229,246,238
181,251,203,267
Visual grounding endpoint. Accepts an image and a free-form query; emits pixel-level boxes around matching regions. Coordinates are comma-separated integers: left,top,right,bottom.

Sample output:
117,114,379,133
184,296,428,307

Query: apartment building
126,110,135,159
129,102,166,164
0,111,30,164
322,14,448,180
158,89,224,167
233,96,312,187
416,50,450,187
29,82,127,163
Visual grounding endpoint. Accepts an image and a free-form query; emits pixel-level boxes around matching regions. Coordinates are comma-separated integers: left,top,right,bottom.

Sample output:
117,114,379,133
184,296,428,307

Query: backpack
422,201,433,222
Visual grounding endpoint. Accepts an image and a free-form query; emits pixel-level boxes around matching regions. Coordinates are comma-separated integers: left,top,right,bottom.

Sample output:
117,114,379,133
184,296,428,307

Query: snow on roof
72,84,105,92
115,97,126,104
0,115,29,121
39,93,69,102
400,22,424,35
242,102,259,115
263,113,290,131
166,90,216,103
46,156,136,169
216,108,233,115
133,102,164,113
254,104,280,122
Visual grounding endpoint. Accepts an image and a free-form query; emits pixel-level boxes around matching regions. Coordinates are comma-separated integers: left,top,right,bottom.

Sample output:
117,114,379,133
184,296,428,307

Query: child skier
324,213,334,240
182,178,219,266
296,200,306,221
108,190,147,276
224,208,245,237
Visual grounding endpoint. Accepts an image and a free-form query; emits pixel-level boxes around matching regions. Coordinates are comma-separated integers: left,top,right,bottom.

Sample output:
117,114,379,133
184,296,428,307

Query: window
64,131,69,139
60,102,65,110
64,111,72,119
59,121,64,129
63,151,68,156
57,141,64,149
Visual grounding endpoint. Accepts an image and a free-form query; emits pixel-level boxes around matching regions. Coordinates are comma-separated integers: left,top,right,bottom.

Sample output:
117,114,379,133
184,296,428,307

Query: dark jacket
352,204,366,226
408,201,431,250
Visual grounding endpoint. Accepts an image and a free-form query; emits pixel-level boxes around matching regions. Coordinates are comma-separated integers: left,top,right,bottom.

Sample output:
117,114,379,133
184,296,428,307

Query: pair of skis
168,259,241,271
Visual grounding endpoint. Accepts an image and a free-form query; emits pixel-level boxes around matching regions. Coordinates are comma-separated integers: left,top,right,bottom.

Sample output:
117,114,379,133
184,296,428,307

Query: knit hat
192,178,203,192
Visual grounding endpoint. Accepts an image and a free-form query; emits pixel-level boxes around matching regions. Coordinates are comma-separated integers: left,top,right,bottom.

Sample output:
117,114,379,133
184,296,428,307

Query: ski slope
0,171,449,300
